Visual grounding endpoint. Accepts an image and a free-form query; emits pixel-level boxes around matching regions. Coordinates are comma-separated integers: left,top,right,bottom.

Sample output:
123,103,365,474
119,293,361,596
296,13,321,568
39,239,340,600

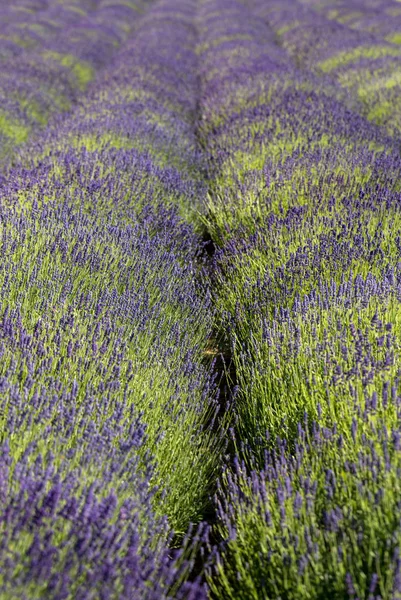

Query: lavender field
3,0,401,598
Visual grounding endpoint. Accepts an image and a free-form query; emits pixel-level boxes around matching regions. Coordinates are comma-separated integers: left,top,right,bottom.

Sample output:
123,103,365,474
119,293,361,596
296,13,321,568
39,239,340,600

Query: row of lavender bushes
0,0,146,165
196,0,401,597
4,0,401,597
0,0,221,597
249,0,401,135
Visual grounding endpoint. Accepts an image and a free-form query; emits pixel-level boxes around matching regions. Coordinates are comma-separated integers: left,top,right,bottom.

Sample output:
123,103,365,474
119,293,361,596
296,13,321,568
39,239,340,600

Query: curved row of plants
196,0,401,597
249,0,401,136
0,0,145,163
0,0,219,597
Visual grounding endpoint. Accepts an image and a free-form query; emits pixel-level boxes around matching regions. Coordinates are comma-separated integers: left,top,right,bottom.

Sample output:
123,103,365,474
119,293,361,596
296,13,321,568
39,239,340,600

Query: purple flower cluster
210,414,401,599
10,0,207,217
1,438,212,599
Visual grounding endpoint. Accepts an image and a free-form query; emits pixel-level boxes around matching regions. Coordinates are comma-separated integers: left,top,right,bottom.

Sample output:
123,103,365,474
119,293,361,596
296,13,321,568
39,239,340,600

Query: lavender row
299,0,401,43
197,0,396,241
11,0,207,220
246,0,401,137
0,0,220,596
0,0,145,164
0,0,99,59
0,207,212,599
195,0,401,597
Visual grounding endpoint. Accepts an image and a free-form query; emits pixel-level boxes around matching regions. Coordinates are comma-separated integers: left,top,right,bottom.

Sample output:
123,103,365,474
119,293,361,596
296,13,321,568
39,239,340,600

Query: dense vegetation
2,0,401,598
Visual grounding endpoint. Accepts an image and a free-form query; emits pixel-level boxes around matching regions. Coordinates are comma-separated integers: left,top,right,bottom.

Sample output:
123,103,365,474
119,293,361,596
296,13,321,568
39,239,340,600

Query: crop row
0,0,220,597
0,0,145,164
250,0,401,135
199,0,401,597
